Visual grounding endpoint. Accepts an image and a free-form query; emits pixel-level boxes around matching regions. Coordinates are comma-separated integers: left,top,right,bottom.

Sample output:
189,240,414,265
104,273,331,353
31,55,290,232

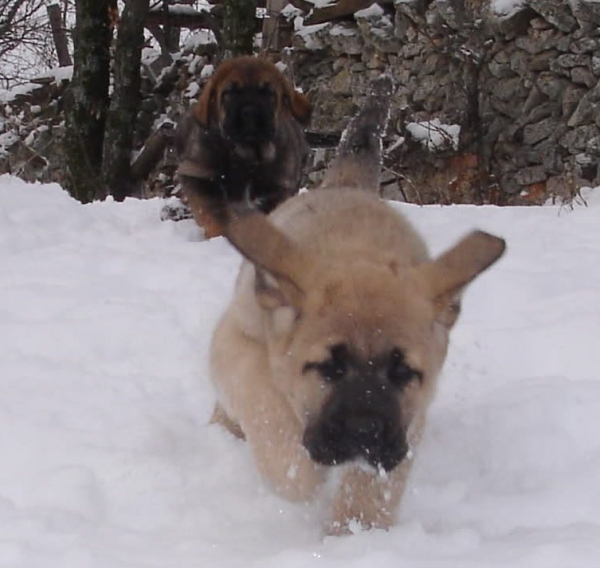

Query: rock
528,0,577,32
570,37,600,53
571,67,597,87
535,72,571,100
419,53,442,76
568,98,599,128
529,50,556,71
292,23,332,51
494,76,527,101
560,125,600,152
510,49,530,76
556,53,591,68
431,0,462,30
413,75,439,103
330,67,352,94
499,172,523,194
489,57,515,78
571,1,600,30
516,29,569,54
586,136,600,156
523,117,560,145
562,85,588,117
514,165,548,185
355,9,399,53
329,23,364,55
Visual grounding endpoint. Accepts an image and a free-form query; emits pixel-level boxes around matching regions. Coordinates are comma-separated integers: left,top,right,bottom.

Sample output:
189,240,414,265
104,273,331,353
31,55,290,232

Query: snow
33,66,74,85
185,81,200,98
330,24,359,36
141,48,163,67
200,64,214,79
282,3,303,19
473,0,575,20
293,18,330,50
0,131,20,156
491,0,528,18
0,83,43,105
149,2,212,14
0,65,72,105
182,29,218,51
2,174,600,567
355,3,384,18
406,119,461,150
303,0,337,8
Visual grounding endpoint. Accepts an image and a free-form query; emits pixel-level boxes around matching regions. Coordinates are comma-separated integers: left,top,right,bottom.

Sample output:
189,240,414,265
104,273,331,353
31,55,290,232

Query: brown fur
194,56,311,128
175,56,311,238
209,83,505,535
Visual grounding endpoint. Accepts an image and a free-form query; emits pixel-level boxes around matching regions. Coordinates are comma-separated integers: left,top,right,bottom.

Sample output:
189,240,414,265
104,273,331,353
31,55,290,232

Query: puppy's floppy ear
418,231,506,328
224,208,309,311
194,76,217,127
286,86,312,126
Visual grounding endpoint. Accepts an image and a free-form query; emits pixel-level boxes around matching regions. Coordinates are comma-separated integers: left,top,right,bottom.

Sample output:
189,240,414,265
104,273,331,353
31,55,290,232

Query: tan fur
210,188,505,534
209,77,504,534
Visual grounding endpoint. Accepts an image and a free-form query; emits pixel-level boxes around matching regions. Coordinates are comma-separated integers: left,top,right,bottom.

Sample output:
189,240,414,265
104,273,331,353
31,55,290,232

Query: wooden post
261,0,290,52
130,123,175,180
222,0,258,57
47,3,72,67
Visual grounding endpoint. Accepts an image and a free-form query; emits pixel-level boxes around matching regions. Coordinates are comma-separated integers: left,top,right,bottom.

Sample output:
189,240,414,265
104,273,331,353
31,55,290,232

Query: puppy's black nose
345,414,384,442
241,106,260,130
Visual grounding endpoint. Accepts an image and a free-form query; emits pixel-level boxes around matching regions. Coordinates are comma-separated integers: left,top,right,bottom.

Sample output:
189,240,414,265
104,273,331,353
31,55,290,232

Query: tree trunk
222,0,257,57
63,0,113,203
102,0,150,202
162,0,181,52
47,3,72,66
261,0,291,52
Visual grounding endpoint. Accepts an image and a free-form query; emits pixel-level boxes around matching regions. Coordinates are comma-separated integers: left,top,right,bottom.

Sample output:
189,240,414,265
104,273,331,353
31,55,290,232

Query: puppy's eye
258,83,275,97
222,84,241,98
316,359,345,382
303,344,348,383
387,348,420,387
303,359,345,382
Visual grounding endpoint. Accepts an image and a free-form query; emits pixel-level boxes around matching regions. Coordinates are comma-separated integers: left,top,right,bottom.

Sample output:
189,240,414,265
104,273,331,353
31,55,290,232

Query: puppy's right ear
288,88,312,126
418,230,506,328
194,77,217,127
224,209,309,312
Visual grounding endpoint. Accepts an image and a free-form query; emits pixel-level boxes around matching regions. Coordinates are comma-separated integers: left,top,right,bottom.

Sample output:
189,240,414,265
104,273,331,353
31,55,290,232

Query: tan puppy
210,77,506,535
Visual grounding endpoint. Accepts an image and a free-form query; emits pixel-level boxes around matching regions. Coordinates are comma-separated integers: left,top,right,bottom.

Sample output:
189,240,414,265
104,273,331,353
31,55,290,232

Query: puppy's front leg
326,457,413,536
212,323,325,502
180,177,226,239
241,385,326,503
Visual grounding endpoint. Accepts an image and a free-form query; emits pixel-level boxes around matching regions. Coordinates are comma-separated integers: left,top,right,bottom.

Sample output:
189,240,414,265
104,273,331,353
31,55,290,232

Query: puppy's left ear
286,87,312,126
194,76,217,127
224,209,309,313
418,231,506,328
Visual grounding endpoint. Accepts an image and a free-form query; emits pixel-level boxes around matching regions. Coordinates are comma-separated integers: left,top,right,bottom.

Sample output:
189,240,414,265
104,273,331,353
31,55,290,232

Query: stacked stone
292,0,600,203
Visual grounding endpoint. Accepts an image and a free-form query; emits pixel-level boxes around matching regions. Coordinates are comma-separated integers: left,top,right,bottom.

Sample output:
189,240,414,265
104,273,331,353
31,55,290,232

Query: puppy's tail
319,75,393,192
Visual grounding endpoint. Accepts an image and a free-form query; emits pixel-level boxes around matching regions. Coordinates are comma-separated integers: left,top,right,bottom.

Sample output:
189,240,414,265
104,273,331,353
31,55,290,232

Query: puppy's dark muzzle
303,408,408,472
226,105,275,144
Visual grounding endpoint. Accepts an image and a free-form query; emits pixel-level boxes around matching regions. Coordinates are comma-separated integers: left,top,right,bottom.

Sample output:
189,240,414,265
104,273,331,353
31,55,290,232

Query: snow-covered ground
2,174,600,567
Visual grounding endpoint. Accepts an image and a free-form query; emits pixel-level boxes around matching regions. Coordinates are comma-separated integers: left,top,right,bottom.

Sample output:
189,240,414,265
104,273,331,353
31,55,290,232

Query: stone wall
289,0,600,204
5,1,600,205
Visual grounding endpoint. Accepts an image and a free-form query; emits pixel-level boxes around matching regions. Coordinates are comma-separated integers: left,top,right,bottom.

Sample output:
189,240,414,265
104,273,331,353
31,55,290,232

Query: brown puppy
175,56,311,238
209,77,506,535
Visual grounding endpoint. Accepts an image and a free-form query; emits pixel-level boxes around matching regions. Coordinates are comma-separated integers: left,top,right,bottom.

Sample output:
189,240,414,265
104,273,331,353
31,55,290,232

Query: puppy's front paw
324,518,362,537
